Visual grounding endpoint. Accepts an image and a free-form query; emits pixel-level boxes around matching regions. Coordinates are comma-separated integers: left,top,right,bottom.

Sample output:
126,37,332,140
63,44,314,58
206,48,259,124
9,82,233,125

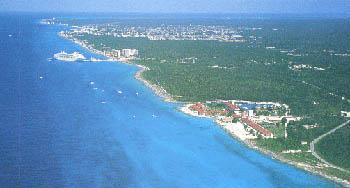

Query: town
62,24,246,42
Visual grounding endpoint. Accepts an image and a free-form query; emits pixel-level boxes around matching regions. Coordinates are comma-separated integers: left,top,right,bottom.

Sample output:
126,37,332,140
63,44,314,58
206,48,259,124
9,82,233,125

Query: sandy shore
59,33,350,188
216,121,257,140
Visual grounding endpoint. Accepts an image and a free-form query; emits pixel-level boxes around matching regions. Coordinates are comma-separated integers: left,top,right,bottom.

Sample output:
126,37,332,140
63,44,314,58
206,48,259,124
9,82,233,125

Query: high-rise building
121,49,138,58
112,49,121,58
130,49,139,56
122,49,132,57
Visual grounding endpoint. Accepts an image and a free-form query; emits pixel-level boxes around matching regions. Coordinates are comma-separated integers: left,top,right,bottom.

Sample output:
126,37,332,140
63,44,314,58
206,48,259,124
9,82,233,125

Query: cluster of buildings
333,53,350,57
104,48,139,59
189,102,228,117
288,63,326,71
65,24,246,43
59,31,138,60
241,118,273,138
188,100,298,139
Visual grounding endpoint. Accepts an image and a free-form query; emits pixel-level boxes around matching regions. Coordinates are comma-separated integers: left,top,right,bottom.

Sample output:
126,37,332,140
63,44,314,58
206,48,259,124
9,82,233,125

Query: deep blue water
0,13,340,188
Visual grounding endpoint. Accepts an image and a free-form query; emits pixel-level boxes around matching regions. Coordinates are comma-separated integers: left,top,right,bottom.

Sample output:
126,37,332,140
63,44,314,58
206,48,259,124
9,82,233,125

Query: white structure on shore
103,48,138,59
121,49,139,58
112,49,121,58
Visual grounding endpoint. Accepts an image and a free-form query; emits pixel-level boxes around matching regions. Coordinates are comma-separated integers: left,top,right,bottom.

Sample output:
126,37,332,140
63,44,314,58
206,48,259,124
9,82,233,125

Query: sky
0,0,349,14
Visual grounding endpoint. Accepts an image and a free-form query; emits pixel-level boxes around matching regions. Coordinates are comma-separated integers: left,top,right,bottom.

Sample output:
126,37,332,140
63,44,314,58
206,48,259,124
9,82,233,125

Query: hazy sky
1,0,349,13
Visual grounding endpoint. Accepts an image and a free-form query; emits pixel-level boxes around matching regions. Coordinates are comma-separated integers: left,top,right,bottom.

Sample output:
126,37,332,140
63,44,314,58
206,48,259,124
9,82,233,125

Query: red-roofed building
232,114,241,119
242,118,273,138
189,103,207,116
219,109,229,116
224,102,240,111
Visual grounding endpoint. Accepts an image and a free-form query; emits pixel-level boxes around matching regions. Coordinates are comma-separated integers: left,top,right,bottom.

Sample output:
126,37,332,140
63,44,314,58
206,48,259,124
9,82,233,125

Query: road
310,120,350,173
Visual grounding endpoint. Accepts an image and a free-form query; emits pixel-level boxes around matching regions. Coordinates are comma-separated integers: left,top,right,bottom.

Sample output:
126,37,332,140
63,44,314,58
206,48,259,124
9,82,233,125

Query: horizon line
1,10,350,15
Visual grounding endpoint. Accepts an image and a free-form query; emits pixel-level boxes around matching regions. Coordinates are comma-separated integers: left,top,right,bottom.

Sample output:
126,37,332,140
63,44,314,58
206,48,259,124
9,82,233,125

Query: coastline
58,32,176,103
59,33,350,188
134,64,176,103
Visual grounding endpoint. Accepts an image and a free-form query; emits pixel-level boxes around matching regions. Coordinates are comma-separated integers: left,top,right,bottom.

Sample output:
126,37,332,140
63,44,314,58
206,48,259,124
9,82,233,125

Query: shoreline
59,33,350,188
134,64,176,103
58,32,176,103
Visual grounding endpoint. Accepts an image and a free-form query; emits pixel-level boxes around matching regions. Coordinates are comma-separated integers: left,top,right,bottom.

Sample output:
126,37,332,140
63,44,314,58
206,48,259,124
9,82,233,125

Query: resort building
224,101,240,111
248,110,254,117
242,118,274,138
112,49,121,58
121,49,139,58
189,103,207,116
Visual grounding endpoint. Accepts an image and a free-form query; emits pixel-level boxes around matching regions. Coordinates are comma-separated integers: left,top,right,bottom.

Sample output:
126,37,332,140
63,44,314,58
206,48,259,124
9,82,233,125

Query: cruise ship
53,51,86,62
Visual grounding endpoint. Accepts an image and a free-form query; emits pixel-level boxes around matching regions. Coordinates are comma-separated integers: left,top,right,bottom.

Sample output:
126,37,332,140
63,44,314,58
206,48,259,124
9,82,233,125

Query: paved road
310,120,350,173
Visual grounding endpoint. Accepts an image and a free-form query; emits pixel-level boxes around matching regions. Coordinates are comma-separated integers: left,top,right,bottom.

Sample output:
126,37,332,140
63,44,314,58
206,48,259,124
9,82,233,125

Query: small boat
117,90,123,94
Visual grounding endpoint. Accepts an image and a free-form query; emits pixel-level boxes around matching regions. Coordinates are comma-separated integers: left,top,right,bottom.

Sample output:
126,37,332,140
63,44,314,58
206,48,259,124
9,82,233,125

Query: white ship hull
54,51,86,62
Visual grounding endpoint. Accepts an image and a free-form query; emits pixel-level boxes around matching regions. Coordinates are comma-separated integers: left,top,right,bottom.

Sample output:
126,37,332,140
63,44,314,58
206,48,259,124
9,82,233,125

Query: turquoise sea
0,13,340,187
